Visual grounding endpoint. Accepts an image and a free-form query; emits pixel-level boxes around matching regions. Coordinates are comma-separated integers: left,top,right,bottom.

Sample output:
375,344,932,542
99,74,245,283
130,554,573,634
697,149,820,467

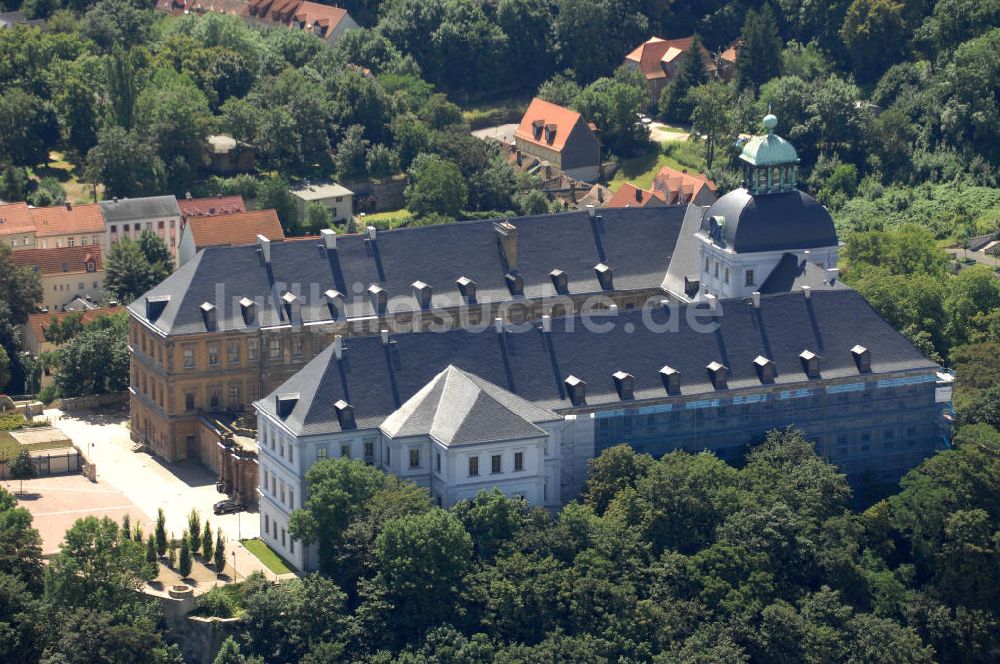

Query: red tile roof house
513,98,602,183
23,305,123,387
243,0,358,46
623,36,716,106
605,183,668,208
178,195,247,230
11,245,105,312
652,165,718,206
177,209,286,265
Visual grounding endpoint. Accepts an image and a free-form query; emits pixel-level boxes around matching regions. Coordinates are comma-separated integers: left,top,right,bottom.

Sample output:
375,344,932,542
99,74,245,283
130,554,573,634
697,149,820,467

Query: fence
0,449,81,480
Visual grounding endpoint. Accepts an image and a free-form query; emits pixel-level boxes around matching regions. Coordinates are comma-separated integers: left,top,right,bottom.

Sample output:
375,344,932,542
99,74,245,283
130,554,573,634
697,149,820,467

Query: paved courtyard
12,406,278,580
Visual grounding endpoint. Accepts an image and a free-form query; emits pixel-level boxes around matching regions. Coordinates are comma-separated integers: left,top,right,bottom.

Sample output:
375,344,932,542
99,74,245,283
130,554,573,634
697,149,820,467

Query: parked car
213,499,243,515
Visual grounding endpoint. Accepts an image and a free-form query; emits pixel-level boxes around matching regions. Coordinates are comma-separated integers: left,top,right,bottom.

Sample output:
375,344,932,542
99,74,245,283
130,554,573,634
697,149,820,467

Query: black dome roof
700,188,838,254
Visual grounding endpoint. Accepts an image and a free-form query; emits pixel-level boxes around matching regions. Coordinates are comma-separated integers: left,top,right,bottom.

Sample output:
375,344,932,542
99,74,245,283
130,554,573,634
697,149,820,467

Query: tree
0,88,59,167
137,229,173,280
365,143,399,179
201,521,213,561
0,346,9,393
54,312,129,397
0,488,44,590
213,636,250,664
840,0,909,82
178,533,192,578
85,126,165,198
405,153,467,220
187,509,201,555
8,450,35,496
0,572,44,663
537,72,583,107
103,239,156,304
45,515,156,613
145,534,157,565
256,175,300,235
0,243,43,325
1,163,27,202
583,444,655,514
737,5,783,90
334,124,370,181
518,189,552,216
214,531,226,573
688,81,737,168
27,176,65,207
168,533,177,568
658,35,708,123
575,66,649,156
155,507,167,557
105,44,139,130
452,489,531,560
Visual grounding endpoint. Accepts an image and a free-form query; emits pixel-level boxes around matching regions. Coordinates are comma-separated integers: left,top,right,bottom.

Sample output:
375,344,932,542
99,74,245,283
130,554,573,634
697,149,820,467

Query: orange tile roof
515,97,590,153
294,0,347,29
26,305,122,344
178,195,247,220
605,183,667,208
0,202,34,234
29,203,105,237
11,244,103,276
186,209,285,250
652,166,717,204
624,36,715,78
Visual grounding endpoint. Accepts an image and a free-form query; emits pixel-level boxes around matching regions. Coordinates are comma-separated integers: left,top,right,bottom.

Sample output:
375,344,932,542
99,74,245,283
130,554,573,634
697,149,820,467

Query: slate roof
11,244,102,275
185,209,285,251
759,253,846,294
700,188,838,254
129,206,688,335
380,365,558,446
99,196,181,223
258,289,938,436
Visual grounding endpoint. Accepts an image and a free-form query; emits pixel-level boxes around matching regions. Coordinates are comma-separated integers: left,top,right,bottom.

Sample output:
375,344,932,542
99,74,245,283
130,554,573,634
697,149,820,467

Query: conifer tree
202,522,214,562
146,534,157,565
737,4,783,90
658,35,709,123
155,508,167,557
179,533,192,578
214,532,226,574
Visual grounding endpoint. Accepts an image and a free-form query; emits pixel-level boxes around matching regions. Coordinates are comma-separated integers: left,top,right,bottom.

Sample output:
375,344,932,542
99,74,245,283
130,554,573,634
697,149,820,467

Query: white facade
696,233,839,300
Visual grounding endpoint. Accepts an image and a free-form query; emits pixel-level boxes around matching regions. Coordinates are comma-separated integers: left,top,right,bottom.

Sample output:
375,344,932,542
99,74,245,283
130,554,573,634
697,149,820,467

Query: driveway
649,122,690,143
472,123,517,144
42,407,274,579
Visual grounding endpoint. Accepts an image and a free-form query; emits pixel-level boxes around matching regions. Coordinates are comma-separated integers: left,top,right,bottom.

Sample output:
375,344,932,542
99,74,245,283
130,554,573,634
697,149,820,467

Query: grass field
243,537,294,575
604,137,707,191
0,432,71,460
40,152,103,204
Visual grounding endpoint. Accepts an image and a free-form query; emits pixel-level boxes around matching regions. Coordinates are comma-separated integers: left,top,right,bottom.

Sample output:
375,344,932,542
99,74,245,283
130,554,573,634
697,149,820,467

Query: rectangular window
268,338,281,360
364,441,374,463
208,343,219,367
468,456,479,477
384,446,390,466
228,341,240,364
228,384,240,408
514,451,524,471
436,452,441,473
291,336,303,357
289,490,294,508
714,261,719,278
745,269,755,287
491,454,502,474
290,538,295,554
724,267,730,284
208,385,221,411
264,514,269,532
340,444,350,459
247,338,259,361
409,448,420,468
184,391,195,412
317,447,328,459
183,346,195,369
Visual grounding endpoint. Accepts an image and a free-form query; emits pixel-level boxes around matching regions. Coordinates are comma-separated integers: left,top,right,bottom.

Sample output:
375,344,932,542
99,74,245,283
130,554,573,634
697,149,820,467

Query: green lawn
0,431,70,460
243,538,294,575
604,148,691,191
361,208,411,223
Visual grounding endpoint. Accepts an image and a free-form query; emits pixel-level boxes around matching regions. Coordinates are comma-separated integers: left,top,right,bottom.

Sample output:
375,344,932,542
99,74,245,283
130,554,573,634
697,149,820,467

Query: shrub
37,384,58,405
194,586,238,618
0,413,26,431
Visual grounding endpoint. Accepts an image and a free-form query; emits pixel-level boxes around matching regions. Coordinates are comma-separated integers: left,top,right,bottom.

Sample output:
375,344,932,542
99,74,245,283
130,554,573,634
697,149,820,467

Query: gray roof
99,196,181,223
380,365,557,445
129,206,688,335
700,188,837,253
662,203,709,297
759,253,847,294
259,289,938,437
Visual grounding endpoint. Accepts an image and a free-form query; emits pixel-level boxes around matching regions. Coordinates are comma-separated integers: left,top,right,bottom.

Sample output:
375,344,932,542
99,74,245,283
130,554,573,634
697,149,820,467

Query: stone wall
342,175,408,213
153,585,243,664
54,392,128,411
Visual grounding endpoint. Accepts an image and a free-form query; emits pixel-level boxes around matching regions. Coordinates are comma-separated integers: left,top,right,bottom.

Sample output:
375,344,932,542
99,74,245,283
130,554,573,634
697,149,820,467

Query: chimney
595,263,613,290
334,399,356,430
635,187,642,202
281,292,301,324
239,297,256,326
185,191,192,199
851,345,871,373
65,201,72,211
275,393,299,419
412,281,432,309
324,289,344,319
684,276,700,298
707,361,728,389
660,365,681,395
456,276,477,304
597,187,605,203
754,355,775,384
321,227,337,250
368,285,388,316
587,204,595,218
826,268,840,285
200,301,217,331
752,291,761,309
495,220,518,271
613,371,634,400
801,285,812,299
550,269,568,295
800,350,820,378
381,329,390,345
333,335,343,360
366,225,377,241
505,272,524,296
257,234,271,264
565,375,586,406
145,295,170,322
705,293,718,311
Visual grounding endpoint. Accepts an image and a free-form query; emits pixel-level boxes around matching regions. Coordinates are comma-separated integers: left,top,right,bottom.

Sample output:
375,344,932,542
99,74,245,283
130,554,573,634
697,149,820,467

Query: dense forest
3,426,999,663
